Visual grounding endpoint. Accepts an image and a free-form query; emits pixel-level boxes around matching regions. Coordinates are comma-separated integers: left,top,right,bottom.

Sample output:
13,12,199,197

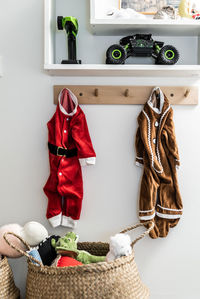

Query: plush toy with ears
106,233,132,262
0,222,48,258
52,232,106,265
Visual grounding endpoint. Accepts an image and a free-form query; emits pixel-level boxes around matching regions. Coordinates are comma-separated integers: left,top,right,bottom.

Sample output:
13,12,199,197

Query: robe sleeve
163,109,180,169
72,112,96,166
135,127,144,168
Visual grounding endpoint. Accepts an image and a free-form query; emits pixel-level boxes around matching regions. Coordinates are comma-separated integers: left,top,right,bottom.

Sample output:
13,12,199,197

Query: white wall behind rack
0,0,200,298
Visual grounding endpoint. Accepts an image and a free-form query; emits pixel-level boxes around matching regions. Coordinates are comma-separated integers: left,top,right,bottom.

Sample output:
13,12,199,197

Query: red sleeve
72,112,96,166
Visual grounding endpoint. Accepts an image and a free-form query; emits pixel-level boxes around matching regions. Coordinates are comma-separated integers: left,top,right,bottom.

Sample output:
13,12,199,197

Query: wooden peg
124,89,129,97
184,89,190,98
94,88,99,97
54,85,198,105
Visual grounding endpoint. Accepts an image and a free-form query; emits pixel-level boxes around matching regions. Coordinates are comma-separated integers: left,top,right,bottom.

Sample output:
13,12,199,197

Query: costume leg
43,173,62,227
156,168,182,238
60,158,83,228
139,167,160,239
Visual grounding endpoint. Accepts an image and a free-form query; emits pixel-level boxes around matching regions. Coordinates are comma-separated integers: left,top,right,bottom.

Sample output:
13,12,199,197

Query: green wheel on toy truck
106,44,127,64
156,45,179,65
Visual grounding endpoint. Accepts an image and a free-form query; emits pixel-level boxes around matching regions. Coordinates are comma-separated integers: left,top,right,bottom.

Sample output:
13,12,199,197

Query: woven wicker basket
0,256,20,299
4,222,154,299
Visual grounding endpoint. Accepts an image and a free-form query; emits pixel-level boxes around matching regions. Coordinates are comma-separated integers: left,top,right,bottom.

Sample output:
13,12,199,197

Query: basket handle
120,221,154,247
3,232,43,267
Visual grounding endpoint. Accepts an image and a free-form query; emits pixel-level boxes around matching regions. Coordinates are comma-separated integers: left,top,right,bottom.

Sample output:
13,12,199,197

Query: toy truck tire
57,16,64,30
106,44,127,64
156,45,179,65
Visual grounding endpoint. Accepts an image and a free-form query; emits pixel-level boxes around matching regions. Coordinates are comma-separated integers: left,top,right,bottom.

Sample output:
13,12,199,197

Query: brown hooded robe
135,87,183,239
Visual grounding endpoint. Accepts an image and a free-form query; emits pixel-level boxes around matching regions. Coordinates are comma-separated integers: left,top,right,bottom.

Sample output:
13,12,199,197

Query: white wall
0,0,200,298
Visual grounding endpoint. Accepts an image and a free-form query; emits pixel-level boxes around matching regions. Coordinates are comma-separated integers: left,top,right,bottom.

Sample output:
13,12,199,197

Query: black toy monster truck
106,34,179,65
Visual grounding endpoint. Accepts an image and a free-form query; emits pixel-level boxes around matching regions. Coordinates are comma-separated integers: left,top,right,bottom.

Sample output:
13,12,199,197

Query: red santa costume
43,88,96,228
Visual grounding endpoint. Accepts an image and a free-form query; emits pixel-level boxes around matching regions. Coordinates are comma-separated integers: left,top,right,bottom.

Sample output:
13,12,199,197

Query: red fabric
60,89,75,114
44,89,96,221
56,256,83,267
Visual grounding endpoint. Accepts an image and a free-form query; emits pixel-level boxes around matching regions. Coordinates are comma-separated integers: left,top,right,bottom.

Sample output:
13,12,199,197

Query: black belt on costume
48,142,77,158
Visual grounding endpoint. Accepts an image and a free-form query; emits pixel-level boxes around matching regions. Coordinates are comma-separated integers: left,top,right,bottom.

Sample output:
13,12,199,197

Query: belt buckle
57,146,63,156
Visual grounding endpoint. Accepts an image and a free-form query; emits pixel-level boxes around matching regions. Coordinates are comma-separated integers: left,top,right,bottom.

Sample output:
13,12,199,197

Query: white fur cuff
48,213,62,228
79,157,96,166
61,216,77,229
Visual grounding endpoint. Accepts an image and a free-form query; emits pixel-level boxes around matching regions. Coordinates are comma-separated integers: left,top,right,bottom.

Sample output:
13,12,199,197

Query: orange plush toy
56,256,83,267
135,87,183,239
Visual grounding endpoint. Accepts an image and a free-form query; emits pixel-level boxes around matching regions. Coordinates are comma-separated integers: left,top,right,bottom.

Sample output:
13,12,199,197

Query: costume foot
143,221,159,239
156,217,170,238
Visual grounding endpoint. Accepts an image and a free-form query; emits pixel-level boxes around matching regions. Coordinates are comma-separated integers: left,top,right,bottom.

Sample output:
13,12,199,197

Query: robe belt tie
48,142,77,158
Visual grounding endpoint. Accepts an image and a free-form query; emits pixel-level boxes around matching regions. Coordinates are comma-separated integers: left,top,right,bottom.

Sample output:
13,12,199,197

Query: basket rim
27,245,135,275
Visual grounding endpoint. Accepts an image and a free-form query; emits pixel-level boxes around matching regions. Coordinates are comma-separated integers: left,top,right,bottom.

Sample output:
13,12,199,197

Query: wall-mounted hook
54,85,198,105
124,89,129,97
184,89,190,98
94,88,99,97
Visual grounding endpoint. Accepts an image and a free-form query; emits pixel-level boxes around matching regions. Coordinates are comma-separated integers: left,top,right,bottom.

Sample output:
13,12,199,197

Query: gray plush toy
154,6,178,19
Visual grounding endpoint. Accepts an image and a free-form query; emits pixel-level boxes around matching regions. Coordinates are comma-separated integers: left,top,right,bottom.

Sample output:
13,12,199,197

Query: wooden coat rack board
54,85,198,105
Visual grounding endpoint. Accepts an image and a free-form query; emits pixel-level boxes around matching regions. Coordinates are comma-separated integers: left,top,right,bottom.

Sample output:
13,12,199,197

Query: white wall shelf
44,0,200,77
44,64,200,77
90,0,200,36
90,19,200,36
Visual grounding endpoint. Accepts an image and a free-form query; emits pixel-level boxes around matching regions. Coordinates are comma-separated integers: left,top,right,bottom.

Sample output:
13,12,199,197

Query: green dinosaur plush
51,232,105,264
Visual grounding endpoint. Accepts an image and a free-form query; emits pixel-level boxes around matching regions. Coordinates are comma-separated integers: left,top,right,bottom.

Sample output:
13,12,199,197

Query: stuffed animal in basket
51,232,106,265
0,221,48,257
52,255,83,267
106,233,132,262
28,235,60,266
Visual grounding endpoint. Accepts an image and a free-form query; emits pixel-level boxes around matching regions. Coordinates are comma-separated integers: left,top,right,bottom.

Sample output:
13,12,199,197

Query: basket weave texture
4,222,154,299
0,257,20,299
26,242,149,299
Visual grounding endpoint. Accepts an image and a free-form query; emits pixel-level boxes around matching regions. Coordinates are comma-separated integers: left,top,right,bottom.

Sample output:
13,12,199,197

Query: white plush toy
106,233,132,262
0,221,48,257
107,7,146,20
20,221,48,246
